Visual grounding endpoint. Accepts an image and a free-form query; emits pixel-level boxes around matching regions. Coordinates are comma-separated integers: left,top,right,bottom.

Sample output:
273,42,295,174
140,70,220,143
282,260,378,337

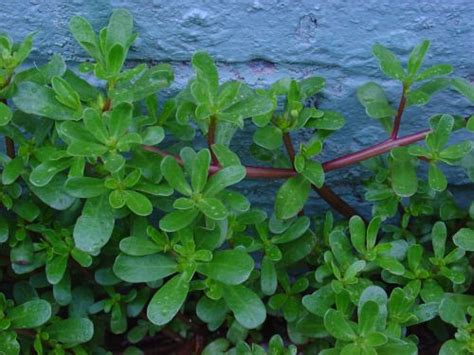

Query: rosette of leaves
158,147,246,232
112,227,265,329
175,51,274,136
321,286,418,354
0,292,93,354
438,298,474,355
409,114,473,192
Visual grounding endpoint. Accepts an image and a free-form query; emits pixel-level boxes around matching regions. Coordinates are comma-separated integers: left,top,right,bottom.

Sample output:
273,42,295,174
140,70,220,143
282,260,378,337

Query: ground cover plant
0,9,473,355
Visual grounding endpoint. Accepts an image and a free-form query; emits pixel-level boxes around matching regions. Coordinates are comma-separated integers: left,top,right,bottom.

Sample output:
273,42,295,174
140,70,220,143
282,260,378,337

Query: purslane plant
0,9,473,354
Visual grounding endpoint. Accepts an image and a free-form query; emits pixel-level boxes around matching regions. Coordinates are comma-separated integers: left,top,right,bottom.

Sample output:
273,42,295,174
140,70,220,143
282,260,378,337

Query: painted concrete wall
1,0,473,213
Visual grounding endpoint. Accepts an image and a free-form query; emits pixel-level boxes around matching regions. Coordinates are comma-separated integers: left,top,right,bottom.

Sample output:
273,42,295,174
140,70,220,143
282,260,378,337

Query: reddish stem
282,133,297,164
322,129,429,172
390,85,407,139
0,99,15,158
283,132,358,218
143,128,429,179
143,145,296,178
207,116,218,165
282,132,305,216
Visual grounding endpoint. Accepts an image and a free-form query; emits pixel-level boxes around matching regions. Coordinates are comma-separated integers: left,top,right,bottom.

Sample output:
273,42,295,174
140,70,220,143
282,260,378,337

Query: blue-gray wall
1,0,473,214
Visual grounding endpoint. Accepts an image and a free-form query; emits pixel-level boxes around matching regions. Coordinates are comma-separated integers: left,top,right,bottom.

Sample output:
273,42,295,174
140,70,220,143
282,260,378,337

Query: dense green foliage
0,9,473,355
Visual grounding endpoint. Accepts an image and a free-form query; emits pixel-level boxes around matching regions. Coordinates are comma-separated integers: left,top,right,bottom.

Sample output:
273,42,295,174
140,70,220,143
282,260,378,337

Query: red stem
282,132,359,218
282,132,305,216
322,129,429,172
143,128,429,178
207,116,218,165
390,85,407,139
0,99,15,158
282,133,297,164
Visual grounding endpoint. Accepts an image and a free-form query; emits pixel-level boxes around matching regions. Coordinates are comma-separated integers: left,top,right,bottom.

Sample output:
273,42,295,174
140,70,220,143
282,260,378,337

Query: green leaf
192,51,219,102
160,156,192,196
124,190,153,216
253,126,283,150
69,16,99,59
299,76,325,98
407,244,423,272
221,95,274,126
204,166,246,196
65,177,107,198
452,228,474,251
439,340,466,355
428,163,447,192
105,9,134,52
323,309,356,341
196,297,228,326
51,76,81,110
45,318,94,344
142,126,165,145
440,141,472,161
2,157,23,185
198,249,254,285
74,195,115,254
349,215,366,254
108,102,132,138
83,108,108,144
46,255,68,285
272,216,310,244
302,160,324,188
222,285,266,329
372,44,406,81
302,285,335,318
197,197,228,220
358,300,379,335
7,300,51,329
260,257,277,296
407,40,430,77
427,114,453,152
0,332,20,355
29,159,72,187
110,64,174,103
107,44,125,74
192,149,211,193
439,298,467,328
113,254,177,283
357,82,396,119
467,115,474,132
275,175,311,219
119,236,164,256
28,175,76,210
308,110,346,130
376,256,405,275
407,78,451,106
0,102,13,126
13,82,81,121
159,208,199,232
147,273,190,325
390,148,417,197
211,144,241,167
13,32,34,66
416,64,453,81
451,77,474,103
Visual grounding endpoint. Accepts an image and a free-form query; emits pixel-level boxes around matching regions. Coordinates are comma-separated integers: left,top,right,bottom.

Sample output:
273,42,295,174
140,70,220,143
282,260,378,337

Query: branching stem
282,132,359,218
